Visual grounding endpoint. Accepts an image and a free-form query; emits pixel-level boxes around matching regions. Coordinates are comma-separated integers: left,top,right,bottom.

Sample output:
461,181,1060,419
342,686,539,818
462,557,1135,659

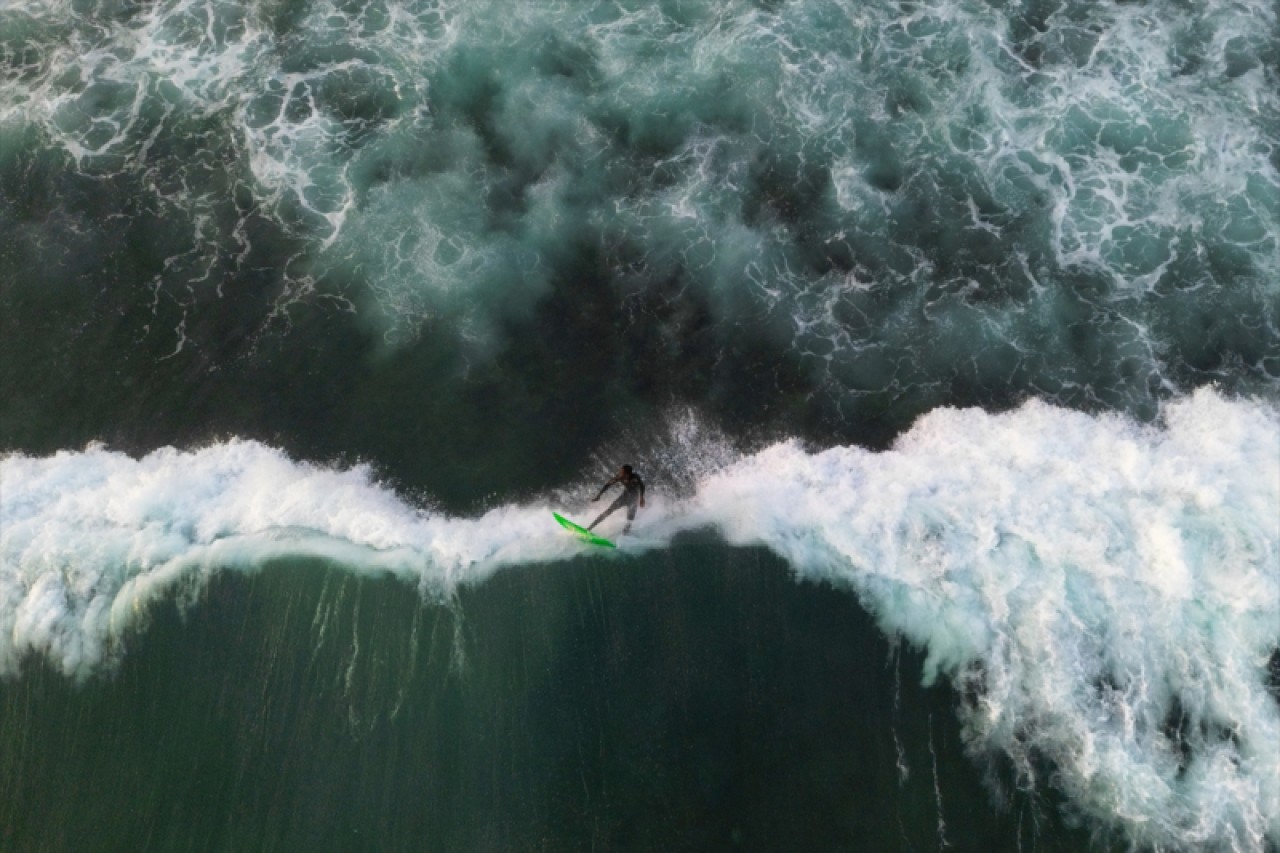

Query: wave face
3,391,1277,849
2,0,1277,426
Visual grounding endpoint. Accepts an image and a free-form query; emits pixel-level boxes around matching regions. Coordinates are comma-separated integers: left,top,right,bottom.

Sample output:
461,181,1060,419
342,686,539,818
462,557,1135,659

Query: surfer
587,465,646,534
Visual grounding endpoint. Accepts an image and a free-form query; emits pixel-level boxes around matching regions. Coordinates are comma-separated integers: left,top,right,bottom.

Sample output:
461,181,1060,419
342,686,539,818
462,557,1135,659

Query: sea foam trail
2,388,1278,848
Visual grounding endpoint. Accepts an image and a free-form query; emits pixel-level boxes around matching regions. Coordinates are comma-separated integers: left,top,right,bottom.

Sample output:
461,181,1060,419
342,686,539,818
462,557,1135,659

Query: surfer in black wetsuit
588,465,646,534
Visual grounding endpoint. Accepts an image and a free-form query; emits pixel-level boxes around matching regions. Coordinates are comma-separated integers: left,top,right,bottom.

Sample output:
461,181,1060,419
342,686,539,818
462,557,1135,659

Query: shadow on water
0,545,1107,852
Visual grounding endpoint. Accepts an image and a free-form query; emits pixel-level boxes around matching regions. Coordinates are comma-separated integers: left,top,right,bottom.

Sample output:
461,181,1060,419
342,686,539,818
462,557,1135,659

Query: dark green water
1,546,1101,852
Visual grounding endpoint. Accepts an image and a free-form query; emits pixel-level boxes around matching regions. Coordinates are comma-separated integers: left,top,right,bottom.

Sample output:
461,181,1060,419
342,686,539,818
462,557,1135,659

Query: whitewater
3,389,1277,849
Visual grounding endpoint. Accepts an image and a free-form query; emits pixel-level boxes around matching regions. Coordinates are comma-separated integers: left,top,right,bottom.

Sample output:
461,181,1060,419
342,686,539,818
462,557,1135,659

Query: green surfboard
553,512,616,549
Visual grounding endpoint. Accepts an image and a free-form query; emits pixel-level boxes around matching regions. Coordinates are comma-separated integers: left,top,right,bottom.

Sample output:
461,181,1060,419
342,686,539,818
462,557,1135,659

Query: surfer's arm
638,479,646,507
593,475,620,501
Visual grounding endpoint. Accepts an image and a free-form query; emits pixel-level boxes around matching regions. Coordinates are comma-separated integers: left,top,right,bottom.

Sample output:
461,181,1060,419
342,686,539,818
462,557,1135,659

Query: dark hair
621,464,633,474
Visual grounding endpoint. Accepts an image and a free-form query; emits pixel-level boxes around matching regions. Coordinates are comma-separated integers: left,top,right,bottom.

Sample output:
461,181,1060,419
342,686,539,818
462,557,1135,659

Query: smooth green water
0,546,1100,851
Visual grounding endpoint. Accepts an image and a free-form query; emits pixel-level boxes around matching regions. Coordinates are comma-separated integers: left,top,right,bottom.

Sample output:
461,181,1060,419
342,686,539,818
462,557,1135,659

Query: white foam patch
0,440,570,680
2,388,1277,848
681,389,1278,849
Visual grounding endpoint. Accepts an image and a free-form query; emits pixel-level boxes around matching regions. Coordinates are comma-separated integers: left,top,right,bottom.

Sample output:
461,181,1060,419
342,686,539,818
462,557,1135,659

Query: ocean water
1,0,1277,850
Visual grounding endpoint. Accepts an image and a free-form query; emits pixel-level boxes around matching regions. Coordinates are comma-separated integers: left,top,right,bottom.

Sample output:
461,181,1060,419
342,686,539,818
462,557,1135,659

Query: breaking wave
3,388,1276,849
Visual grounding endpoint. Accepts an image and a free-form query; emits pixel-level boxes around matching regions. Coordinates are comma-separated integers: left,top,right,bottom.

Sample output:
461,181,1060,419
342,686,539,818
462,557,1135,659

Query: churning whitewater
3,390,1277,849
3,0,1276,417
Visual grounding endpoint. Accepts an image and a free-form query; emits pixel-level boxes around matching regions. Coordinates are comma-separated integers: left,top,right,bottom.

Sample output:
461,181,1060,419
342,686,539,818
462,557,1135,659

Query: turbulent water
2,0,1278,850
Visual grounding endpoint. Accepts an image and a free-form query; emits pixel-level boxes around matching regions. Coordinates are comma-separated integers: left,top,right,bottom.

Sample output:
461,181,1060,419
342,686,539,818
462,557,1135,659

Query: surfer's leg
589,495,628,530
622,498,638,534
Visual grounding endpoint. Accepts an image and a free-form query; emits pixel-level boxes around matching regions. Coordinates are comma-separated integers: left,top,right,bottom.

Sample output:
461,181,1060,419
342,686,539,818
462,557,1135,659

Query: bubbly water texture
2,0,1277,411
3,389,1277,849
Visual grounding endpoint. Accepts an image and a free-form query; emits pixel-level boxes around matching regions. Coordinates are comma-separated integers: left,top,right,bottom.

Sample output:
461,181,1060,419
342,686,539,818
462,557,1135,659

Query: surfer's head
621,464,633,475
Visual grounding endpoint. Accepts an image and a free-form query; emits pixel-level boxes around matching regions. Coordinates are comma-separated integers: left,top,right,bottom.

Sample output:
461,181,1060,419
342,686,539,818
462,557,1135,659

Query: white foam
2,389,1277,848
0,439,573,680
678,388,1280,850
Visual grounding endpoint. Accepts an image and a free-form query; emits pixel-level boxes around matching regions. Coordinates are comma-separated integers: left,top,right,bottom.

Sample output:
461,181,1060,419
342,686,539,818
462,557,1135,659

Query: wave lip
0,439,561,680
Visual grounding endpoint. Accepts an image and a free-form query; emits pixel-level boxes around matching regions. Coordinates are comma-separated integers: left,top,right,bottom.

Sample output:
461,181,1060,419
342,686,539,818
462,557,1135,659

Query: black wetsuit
588,471,645,532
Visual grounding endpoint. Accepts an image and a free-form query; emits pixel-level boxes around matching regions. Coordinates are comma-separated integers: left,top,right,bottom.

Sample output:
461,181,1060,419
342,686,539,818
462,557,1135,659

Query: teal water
0,547,1099,851
2,0,1279,850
